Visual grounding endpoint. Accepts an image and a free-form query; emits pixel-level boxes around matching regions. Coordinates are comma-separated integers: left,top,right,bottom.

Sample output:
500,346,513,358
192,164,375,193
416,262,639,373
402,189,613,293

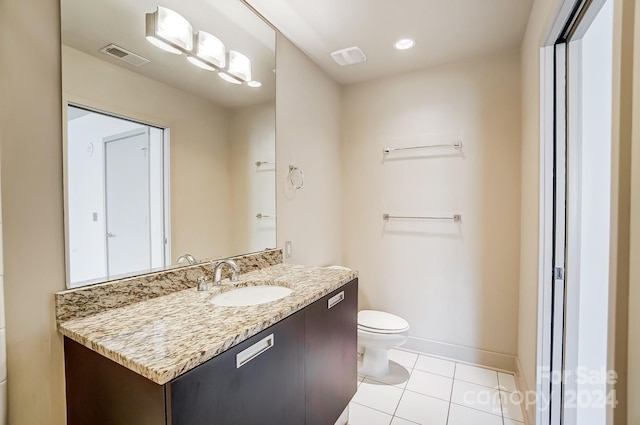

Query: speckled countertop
57,263,357,385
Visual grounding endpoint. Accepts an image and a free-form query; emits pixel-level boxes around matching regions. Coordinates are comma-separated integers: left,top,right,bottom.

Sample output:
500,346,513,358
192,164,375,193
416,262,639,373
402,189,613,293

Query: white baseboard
402,336,517,373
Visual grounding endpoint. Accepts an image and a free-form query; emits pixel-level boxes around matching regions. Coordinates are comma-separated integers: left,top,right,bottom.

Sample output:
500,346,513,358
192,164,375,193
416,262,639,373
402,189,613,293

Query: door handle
328,291,344,309
106,232,116,238
236,334,274,368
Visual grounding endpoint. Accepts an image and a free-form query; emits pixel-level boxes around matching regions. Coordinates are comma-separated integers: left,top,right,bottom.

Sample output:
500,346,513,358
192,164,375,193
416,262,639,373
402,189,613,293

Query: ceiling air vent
330,46,367,66
99,44,150,67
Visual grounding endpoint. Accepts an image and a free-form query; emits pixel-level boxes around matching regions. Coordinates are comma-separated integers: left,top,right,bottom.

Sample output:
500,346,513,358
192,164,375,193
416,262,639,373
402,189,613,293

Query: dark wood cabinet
64,278,358,425
167,307,306,425
305,281,358,425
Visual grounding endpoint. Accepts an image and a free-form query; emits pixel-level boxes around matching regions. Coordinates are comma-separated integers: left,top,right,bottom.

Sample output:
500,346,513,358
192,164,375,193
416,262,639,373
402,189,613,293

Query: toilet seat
358,310,410,334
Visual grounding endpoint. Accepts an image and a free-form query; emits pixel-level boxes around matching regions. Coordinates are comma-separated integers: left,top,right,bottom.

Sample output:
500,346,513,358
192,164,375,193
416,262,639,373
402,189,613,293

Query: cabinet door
305,279,358,425
64,338,167,425
168,309,305,425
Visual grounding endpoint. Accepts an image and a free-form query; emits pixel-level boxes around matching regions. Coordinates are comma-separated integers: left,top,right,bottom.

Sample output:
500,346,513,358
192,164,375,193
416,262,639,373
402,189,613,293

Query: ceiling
245,0,534,85
62,0,276,109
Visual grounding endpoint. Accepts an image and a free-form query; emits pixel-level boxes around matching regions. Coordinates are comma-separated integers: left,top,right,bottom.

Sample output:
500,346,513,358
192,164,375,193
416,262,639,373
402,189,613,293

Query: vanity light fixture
186,30,226,71
145,7,252,85
145,6,193,54
247,81,262,88
394,38,416,50
226,50,252,82
218,72,242,85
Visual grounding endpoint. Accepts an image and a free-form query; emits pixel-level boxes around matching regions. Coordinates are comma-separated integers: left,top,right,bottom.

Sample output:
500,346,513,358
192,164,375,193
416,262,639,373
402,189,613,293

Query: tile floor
348,349,526,425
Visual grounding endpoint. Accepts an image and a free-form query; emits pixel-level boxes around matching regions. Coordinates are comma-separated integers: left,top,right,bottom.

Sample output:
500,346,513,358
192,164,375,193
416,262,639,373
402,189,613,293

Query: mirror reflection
62,0,276,288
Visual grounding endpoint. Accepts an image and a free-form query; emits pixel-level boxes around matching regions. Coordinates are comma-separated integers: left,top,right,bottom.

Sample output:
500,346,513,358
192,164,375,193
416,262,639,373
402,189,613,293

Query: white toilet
357,310,410,377
326,266,410,378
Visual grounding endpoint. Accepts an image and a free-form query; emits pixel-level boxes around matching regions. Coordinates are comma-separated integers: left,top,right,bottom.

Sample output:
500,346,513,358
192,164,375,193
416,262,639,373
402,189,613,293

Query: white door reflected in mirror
67,106,169,285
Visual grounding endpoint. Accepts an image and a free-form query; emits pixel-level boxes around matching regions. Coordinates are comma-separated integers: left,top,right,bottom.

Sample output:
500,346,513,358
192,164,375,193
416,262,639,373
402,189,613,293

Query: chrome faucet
212,259,240,285
176,253,198,265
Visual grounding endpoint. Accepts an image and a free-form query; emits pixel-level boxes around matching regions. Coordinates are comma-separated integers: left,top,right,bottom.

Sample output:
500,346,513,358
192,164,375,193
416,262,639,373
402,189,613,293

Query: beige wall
628,0,640,422
230,102,277,254
63,45,233,263
610,2,634,425
0,0,67,423
0,121,6,424
275,35,343,266
341,49,521,359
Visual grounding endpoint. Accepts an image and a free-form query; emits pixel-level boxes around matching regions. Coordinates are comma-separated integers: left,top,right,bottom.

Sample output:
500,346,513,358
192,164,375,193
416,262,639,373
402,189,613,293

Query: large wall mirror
61,0,276,288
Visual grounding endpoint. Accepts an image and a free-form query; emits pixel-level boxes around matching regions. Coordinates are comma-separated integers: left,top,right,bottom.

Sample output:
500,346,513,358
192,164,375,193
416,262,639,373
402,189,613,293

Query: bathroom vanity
57,262,357,425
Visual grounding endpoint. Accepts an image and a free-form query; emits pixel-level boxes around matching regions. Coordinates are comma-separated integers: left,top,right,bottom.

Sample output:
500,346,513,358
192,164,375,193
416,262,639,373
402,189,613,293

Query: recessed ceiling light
248,81,262,88
395,38,415,50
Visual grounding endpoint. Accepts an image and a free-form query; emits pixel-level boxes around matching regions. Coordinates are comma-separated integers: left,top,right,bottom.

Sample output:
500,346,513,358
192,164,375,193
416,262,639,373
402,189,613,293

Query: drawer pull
236,334,274,368
328,291,345,309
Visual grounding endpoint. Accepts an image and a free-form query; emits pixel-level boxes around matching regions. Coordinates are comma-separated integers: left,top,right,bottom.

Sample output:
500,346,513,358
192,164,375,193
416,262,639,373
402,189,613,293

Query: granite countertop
57,263,357,385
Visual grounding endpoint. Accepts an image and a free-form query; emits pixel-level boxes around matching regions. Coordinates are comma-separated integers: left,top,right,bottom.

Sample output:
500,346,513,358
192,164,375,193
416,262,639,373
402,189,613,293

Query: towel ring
288,165,304,189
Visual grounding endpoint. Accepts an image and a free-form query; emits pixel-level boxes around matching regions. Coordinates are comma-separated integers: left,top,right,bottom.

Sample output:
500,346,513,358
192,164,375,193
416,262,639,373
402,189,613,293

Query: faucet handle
196,276,209,291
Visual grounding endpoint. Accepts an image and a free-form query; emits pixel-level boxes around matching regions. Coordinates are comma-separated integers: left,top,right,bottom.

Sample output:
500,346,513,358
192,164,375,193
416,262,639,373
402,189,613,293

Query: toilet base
358,346,390,377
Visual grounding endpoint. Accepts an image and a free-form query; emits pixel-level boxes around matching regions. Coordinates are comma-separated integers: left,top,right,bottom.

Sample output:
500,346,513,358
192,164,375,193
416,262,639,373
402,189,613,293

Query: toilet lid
358,310,409,333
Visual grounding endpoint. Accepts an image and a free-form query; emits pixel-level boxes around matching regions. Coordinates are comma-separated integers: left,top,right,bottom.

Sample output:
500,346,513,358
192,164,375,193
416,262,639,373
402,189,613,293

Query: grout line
451,376,501,391
445,363,456,425
402,388,453,403
389,366,409,419
411,365,456,380
448,400,505,419
350,400,395,418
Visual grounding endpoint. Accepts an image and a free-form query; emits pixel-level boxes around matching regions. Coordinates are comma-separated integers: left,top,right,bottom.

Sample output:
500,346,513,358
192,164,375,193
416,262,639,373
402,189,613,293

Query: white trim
543,0,581,45
163,128,172,266
563,38,584,425
570,0,610,41
537,44,556,425
403,336,517,372
550,43,568,425
541,0,608,45
62,99,72,287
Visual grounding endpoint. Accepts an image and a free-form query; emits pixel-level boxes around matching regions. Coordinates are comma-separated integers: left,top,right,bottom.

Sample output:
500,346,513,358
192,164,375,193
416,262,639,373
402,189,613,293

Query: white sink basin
210,284,293,307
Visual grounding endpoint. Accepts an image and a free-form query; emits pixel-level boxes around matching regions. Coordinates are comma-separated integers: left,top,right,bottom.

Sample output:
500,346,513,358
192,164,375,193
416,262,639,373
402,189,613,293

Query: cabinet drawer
167,309,306,425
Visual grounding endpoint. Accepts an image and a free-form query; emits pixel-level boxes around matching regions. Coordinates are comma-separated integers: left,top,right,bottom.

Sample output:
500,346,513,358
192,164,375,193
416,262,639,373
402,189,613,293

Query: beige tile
447,403,502,425
394,391,449,425
388,349,418,369
390,417,419,425
351,378,404,415
405,370,453,401
500,391,525,422
451,380,502,416
348,402,392,425
454,363,499,388
498,372,518,393
413,355,455,378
